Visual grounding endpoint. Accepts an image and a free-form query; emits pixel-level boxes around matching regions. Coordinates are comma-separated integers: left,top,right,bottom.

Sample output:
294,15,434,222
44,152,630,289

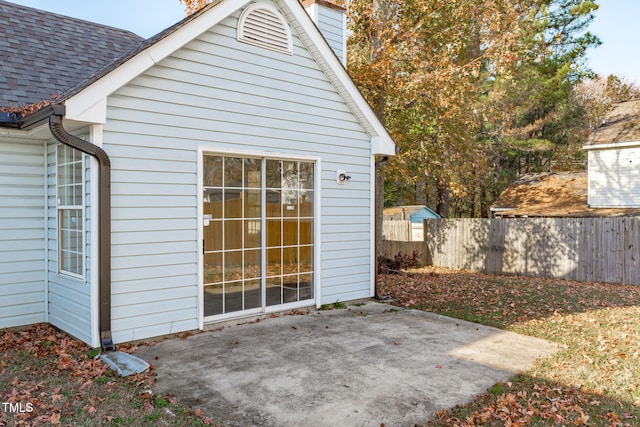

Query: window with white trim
57,145,84,278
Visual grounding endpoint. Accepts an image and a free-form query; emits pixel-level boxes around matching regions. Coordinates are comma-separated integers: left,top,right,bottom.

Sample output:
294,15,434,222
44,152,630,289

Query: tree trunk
436,183,449,218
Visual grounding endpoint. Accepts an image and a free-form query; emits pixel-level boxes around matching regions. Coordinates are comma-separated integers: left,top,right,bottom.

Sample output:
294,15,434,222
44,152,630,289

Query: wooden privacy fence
383,220,412,241
423,217,640,285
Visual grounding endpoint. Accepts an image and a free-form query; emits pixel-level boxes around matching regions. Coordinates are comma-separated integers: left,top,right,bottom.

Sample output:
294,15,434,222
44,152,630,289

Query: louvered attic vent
237,3,293,55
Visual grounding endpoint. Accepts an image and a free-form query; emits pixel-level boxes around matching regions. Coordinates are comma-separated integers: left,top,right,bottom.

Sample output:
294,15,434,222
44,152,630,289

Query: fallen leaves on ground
0,324,217,426
379,267,640,426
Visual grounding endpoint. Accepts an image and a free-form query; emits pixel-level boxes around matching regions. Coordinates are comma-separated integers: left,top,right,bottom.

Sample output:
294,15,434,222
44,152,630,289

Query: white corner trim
369,156,375,298
197,147,205,330
65,0,252,123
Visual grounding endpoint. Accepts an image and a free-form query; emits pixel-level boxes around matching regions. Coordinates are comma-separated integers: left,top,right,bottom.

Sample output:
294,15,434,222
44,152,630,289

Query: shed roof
585,99,640,147
491,171,640,217
383,205,440,220
0,0,143,108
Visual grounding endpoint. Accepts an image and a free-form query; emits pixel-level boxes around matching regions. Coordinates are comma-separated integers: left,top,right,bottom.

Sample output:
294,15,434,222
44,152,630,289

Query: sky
6,0,640,84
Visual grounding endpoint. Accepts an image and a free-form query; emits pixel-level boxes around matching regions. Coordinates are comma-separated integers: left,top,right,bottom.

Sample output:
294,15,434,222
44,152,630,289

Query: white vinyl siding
310,2,345,64
0,138,46,328
102,9,372,343
588,146,640,207
46,139,93,344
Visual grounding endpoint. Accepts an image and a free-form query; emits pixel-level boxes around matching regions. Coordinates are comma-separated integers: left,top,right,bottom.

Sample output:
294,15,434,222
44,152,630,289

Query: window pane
244,279,261,310
266,160,281,188
60,209,83,276
283,194,298,218
203,189,223,219
282,247,298,275
282,275,298,304
244,220,261,249
244,158,261,188
204,253,223,284
224,220,243,250
282,161,297,191
282,219,298,246
266,219,281,247
224,190,243,218
244,250,261,280
204,284,224,316
224,280,243,313
299,245,313,273
244,190,261,219
266,248,282,276
224,157,243,187
300,273,313,300
266,276,282,306
203,155,223,187
299,218,313,245
224,250,243,281
299,162,314,190
203,220,222,251
300,191,314,217
266,190,281,217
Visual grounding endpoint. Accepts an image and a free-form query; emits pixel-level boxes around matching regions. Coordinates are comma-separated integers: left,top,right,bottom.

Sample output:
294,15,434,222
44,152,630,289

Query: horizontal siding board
111,207,195,221
112,241,197,257
112,252,196,270
112,275,198,294
110,264,197,282
112,286,196,307
112,219,194,233
0,313,45,329
321,289,370,304
322,256,370,270
111,182,196,196
112,319,196,343
0,303,45,320
112,297,196,319
112,195,196,209
113,230,198,245
0,136,45,329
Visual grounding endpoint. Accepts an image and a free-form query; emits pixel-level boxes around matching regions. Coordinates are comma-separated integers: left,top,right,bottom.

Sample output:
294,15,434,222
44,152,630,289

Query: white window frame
56,144,85,280
197,146,322,327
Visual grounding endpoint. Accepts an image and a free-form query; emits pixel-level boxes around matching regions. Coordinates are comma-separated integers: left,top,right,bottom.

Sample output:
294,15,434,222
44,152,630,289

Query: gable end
237,3,293,55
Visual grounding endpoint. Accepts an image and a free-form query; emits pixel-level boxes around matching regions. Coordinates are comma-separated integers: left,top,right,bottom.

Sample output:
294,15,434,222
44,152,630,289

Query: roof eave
0,104,66,130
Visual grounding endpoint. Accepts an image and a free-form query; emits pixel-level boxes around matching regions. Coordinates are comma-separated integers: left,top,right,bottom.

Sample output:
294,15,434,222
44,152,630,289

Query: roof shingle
0,0,143,108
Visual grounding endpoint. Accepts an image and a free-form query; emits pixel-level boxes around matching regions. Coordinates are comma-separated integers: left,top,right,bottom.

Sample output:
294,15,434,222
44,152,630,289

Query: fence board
419,217,640,286
383,221,412,241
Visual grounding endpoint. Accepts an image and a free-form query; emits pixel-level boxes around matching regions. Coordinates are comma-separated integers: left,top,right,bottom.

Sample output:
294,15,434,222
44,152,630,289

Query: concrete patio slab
134,301,557,426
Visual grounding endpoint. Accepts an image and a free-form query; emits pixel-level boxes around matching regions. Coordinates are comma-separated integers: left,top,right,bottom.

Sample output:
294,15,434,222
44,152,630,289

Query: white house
584,99,640,208
0,0,395,349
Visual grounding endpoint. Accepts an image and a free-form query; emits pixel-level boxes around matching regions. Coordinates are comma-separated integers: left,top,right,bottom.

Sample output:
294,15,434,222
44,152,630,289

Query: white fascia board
65,0,252,123
583,140,640,150
281,0,396,156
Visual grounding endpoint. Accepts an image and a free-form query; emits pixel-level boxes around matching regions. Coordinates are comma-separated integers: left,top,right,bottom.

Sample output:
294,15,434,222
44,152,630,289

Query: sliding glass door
203,154,314,318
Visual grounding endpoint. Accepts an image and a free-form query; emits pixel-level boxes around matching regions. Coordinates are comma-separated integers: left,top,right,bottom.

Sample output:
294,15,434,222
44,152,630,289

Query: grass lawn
379,267,640,426
0,326,218,426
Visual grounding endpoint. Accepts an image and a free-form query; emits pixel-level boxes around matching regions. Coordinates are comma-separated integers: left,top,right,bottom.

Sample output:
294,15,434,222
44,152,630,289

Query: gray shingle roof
585,99,640,147
0,0,143,108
